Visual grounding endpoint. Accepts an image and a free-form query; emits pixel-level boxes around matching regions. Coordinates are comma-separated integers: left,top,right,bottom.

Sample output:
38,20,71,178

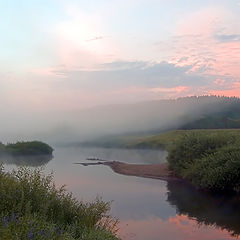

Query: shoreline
104,161,180,181
75,160,180,181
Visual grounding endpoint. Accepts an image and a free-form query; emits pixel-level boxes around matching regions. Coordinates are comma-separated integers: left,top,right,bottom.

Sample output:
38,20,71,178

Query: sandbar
104,161,179,181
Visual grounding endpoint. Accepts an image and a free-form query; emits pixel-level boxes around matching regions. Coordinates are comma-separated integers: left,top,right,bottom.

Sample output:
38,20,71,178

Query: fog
1,95,238,144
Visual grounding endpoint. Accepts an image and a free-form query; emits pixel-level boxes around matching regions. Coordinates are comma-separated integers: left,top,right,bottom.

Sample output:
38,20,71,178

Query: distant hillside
78,95,240,134
68,95,240,147
78,95,240,139
179,96,240,130
43,95,240,144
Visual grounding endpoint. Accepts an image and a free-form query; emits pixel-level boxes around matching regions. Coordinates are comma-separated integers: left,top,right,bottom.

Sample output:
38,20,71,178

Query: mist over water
1,96,238,144
2,0,240,239
2,95,240,239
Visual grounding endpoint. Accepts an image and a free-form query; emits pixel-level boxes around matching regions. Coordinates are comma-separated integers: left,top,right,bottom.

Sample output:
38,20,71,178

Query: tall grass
0,166,119,240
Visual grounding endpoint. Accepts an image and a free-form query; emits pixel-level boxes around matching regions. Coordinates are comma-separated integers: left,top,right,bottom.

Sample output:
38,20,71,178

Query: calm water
3,147,240,240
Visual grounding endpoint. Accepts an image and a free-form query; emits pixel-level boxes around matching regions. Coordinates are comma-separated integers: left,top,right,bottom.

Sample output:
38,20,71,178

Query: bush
168,133,229,175
0,166,119,240
5,141,53,156
167,133,240,193
183,146,240,192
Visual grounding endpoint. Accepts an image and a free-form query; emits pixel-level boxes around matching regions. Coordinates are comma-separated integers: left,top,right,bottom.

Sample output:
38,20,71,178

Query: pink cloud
164,7,240,88
149,86,190,94
175,7,225,36
209,82,240,97
214,78,226,86
29,67,64,77
104,85,192,103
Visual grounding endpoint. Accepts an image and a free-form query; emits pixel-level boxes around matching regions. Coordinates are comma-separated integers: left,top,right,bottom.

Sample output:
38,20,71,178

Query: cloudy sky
1,0,240,111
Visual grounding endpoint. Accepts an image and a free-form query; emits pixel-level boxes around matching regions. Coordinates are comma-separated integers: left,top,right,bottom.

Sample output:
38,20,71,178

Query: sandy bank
104,161,179,181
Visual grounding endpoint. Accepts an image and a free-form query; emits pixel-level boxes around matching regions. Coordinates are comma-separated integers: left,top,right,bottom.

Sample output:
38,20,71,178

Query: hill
35,95,240,145
72,95,240,144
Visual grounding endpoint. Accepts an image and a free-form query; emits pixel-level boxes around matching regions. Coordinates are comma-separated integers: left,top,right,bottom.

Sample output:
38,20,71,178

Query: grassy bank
167,132,240,193
0,141,53,156
125,129,240,151
123,129,240,193
78,129,240,193
0,166,118,240
81,129,240,151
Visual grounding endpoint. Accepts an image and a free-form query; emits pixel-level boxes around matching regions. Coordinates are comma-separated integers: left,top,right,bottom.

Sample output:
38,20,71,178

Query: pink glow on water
118,215,235,240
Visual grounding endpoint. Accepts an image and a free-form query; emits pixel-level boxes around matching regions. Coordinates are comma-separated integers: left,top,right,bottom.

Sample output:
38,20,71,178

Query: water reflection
118,215,235,240
166,180,240,237
0,155,53,167
1,146,239,240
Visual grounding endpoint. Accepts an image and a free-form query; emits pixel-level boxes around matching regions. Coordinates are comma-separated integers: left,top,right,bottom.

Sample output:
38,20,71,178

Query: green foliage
0,141,53,166
0,167,119,240
5,141,53,156
183,146,240,192
167,133,229,175
167,133,240,193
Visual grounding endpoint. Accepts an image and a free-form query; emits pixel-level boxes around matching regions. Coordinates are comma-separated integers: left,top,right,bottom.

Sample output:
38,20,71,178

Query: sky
1,0,240,112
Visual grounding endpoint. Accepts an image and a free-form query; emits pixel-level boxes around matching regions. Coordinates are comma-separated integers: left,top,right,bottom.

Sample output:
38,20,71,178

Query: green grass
0,141,53,157
82,129,240,152
126,129,240,150
0,166,119,240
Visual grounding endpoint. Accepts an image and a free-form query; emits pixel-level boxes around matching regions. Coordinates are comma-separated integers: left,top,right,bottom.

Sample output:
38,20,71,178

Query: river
3,147,240,240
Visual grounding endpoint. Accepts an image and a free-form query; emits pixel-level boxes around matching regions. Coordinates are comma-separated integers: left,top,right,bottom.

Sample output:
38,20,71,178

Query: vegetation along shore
0,166,119,240
84,129,240,194
0,141,53,157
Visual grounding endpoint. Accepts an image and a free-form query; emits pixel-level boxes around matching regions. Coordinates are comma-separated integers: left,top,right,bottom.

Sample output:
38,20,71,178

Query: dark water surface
3,147,240,240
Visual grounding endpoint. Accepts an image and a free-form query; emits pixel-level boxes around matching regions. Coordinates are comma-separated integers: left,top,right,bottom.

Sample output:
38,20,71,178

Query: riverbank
78,129,240,192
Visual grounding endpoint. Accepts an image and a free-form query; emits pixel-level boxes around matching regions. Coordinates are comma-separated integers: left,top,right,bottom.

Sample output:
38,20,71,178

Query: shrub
183,145,240,192
0,166,119,240
167,133,240,193
5,141,53,156
168,133,229,175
